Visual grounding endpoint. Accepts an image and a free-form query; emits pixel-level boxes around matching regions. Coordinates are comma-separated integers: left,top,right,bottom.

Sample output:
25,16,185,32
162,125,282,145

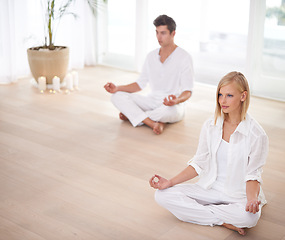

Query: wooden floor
0,66,285,240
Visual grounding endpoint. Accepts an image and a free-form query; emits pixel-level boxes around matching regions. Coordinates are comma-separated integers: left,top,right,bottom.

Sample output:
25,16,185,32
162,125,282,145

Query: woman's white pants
111,92,185,127
155,184,261,228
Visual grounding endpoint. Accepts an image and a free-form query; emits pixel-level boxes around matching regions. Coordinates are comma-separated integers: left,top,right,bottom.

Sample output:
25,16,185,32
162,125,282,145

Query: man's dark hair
153,15,176,33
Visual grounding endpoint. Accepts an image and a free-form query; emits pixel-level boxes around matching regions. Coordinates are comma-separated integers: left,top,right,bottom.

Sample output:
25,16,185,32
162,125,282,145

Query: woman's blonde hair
214,71,250,124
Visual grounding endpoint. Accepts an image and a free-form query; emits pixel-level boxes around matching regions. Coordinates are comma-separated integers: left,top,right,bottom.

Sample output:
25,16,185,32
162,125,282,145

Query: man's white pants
155,184,261,228
111,92,185,127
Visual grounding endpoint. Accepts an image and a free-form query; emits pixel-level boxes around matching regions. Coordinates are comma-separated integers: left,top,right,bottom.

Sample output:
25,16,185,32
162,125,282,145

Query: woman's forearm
169,165,198,187
246,180,260,201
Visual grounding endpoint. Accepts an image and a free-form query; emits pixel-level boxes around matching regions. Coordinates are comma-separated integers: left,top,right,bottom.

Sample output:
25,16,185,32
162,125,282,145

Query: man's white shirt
136,47,194,101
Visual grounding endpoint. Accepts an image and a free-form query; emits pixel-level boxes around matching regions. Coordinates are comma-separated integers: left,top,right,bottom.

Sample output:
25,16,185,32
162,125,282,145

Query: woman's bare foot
119,113,128,121
153,122,165,135
222,223,246,236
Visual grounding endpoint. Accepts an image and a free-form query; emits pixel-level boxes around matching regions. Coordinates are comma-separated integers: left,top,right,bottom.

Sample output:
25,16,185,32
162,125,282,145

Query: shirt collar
212,113,251,136
156,47,179,61
235,114,251,136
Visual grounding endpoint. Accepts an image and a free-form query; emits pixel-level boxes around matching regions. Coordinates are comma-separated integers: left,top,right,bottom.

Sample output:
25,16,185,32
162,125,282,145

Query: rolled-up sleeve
188,120,211,175
245,134,269,184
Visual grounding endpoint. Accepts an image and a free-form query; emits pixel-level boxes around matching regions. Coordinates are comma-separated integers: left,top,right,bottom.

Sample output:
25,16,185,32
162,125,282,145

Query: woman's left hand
149,175,172,190
245,199,261,214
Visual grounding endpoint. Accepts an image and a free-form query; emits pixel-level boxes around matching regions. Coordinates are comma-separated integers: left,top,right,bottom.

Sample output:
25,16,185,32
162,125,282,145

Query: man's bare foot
222,223,246,236
153,122,165,135
119,113,128,121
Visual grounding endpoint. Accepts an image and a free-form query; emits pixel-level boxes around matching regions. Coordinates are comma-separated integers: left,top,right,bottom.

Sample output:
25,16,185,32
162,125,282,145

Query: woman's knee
154,187,184,208
154,189,167,206
232,209,261,228
155,188,179,208
244,211,261,228
111,91,125,104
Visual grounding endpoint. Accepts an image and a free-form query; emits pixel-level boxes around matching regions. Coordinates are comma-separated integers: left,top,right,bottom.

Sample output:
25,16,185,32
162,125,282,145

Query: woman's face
218,82,246,115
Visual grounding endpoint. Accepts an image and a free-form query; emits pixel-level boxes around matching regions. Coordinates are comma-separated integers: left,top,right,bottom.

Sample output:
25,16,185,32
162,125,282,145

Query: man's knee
160,105,185,123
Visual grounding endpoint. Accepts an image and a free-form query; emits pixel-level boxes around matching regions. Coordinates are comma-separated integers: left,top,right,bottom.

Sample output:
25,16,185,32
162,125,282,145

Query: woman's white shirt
211,139,229,192
188,114,269,205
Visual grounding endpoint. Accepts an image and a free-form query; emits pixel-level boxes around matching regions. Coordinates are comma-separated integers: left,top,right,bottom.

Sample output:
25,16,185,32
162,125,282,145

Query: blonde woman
149,72,268,235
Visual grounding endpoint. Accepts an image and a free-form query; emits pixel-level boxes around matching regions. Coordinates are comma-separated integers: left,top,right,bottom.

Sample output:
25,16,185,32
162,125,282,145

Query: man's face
156,25,175,47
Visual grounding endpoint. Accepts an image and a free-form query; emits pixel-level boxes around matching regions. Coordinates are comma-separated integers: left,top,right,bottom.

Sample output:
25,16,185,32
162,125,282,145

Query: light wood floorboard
0,66,284,240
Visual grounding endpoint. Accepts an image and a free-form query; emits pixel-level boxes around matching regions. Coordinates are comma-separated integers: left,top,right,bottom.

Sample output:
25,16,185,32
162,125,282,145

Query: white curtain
0,0,98,84
0,0,22,84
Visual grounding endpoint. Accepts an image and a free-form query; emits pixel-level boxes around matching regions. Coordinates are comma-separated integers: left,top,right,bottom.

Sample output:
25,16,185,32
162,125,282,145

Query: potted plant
27,0,106,84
